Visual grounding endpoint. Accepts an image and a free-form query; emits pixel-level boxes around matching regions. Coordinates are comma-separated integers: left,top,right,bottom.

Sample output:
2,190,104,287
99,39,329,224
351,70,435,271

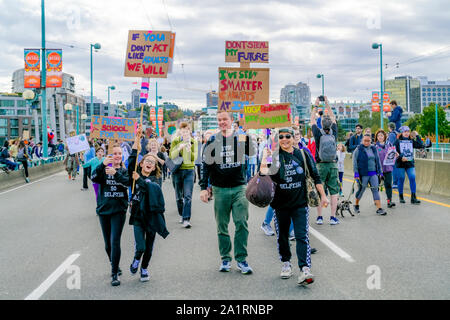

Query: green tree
404,113,422,132
419,104,450,138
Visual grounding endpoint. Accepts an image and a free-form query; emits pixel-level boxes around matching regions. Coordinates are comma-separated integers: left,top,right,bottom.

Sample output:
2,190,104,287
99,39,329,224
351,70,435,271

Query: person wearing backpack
310,96,340,225
260,127,328,285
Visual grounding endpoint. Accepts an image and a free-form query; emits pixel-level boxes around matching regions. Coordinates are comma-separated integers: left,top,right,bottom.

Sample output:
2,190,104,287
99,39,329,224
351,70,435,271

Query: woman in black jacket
128,130,169,282
394,126,423,204
260,127,328,286
91,143,130,286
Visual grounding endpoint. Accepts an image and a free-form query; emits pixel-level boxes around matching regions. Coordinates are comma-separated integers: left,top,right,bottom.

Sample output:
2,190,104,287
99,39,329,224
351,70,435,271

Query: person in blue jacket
348,124,363,153
387,101,403,132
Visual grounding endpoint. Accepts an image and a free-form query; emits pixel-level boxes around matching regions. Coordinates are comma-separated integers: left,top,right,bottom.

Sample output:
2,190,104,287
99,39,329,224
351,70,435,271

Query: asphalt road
0,171,449,300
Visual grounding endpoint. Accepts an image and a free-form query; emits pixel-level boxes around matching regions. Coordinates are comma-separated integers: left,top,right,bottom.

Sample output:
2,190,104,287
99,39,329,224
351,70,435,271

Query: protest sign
66,134,90,155
383,146,397,166
218,67,269,112
239,103,291,129
124,30,172,78
22,130,30,140
24,49,41,88
90,115,136,141
225,41,269,63
164,121,177,137
46,49,62,87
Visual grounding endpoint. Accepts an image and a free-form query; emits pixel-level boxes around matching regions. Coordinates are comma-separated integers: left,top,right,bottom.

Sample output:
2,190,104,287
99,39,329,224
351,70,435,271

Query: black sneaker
376,208,387,215
111,274,120,286
311,248,317,254
399,194,405,203
387,201,396,208
354,205,360,214
130,259,139,274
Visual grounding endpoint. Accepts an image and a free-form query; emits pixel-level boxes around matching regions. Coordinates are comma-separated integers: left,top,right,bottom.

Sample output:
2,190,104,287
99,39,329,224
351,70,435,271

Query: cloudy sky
0,0,449,110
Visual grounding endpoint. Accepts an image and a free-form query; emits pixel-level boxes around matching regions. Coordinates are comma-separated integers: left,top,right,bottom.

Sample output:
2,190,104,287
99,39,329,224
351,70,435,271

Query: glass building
384,76,421,114
280,82,311,120
417,76,450,112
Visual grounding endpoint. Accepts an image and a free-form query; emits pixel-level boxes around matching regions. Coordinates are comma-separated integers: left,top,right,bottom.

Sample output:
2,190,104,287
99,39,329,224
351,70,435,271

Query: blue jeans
392,164,400,187
264,206,294,234
273,206,311,269
172,169,194,221
397,167,417,194
246,164,256,182
1,159,18,171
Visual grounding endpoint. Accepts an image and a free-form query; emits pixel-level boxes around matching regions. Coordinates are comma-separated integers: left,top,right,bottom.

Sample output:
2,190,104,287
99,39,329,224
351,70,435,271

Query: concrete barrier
430,160,450,197
343,155,450,198
0,161,65,192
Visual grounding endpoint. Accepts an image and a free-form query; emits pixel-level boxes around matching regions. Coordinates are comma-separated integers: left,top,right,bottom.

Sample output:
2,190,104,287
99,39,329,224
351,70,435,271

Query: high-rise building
131,89,140,109
280,82,311,120
417,76,450,112
384,76,421,114
11,68,84,140
206,91,218,107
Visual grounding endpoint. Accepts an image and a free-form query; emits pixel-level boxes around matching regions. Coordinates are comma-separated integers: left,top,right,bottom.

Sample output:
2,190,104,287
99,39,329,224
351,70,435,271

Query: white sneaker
183,220,191,228
179,217,183,224
316,216,323,225
298,266,314,285
280,262,293,279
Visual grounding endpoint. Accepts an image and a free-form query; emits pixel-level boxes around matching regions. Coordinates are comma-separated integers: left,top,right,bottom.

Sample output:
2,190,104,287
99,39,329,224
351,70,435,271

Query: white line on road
24,253,81,300
0,171,64,196
309,227,355,263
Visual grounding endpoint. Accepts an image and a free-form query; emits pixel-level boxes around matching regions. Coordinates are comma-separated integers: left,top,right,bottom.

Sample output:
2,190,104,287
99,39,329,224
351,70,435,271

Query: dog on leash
336,199,354,217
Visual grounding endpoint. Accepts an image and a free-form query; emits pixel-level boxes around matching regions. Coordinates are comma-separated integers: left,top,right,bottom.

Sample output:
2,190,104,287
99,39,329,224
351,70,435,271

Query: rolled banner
140,78,150,104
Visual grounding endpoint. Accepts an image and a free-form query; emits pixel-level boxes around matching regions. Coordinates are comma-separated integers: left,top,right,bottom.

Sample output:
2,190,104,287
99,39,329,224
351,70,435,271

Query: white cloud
0,0,449,109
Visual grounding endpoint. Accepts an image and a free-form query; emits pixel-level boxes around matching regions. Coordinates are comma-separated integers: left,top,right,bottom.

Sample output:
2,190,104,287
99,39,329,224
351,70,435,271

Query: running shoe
387,201,396,208
237,261,253,274
183,220,191,228
298,267,314,285
130,259,140,274
330,216,340,225
353,205,360,214
316,216,323,225
140,268,150,282
376,208,387,215
111,274,120,286
280,261,293,279
311,248,317,254
261,222,275,236
219,260,231,272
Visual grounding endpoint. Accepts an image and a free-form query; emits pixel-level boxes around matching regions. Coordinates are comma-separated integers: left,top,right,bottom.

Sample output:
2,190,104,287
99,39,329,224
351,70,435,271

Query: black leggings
383,171,393,201
98,212,126,275
18,159,28,177
133,225,156,269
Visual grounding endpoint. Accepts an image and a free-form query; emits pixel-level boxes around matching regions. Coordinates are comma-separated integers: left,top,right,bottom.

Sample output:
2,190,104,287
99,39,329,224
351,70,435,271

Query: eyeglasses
143,159,156,164
279,134,292,140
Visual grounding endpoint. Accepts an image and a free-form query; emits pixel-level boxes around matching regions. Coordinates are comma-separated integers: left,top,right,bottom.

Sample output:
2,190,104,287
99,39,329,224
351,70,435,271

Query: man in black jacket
200,111,257,275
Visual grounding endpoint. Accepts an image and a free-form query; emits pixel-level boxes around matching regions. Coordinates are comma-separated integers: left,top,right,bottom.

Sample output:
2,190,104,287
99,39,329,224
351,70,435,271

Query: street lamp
65,103,80,135
372,42,384,129
90,43,101,119
108,85,116,110
316,74,324,96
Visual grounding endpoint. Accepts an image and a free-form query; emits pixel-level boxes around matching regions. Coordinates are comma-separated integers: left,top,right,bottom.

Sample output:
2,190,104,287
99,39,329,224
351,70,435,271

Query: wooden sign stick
131,102,145,194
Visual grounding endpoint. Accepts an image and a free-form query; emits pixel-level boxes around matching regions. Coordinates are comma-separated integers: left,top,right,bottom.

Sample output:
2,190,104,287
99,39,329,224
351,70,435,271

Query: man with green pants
200,111,256,274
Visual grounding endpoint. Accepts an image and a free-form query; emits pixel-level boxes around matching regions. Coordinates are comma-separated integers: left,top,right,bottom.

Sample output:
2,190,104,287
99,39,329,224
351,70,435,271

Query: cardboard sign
24,49,41,88
46,49,62,87
164,121,177,137
90,115,136,141
225,41,269,63
239,103,291,129
66,134,90,155
218,67,269,112
22,130,30,140
124,30,172,78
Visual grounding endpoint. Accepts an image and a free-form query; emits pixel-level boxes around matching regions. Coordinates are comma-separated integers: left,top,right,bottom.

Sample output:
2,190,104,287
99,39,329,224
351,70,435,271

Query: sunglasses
279,134,292,140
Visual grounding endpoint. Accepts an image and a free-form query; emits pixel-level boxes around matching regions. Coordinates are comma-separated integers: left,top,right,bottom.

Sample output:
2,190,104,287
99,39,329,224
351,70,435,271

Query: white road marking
309,227,355,263
24,253,81,300
0,171,64,196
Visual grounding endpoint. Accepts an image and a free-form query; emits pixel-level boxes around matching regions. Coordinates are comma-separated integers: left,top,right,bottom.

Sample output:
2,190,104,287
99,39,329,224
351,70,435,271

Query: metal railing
414,144,450,161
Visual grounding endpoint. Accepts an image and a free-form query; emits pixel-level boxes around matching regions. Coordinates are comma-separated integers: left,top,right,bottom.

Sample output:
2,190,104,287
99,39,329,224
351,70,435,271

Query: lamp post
435,103,439,148
41,0,48,157
90,43,101,119
316,74,324,96
372,43,384,129
107,85,116,111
